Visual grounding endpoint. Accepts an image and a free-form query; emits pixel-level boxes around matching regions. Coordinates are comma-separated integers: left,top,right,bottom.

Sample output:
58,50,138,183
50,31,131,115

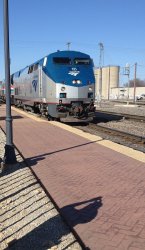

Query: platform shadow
25,140,103,168
61,197,103,227
0,115,23,120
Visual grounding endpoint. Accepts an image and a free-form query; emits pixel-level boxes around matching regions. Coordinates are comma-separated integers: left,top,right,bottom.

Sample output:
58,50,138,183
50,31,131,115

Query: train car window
15,88,18,95
28,65,33,74
74,58,90,65
33,63,39,71
28,64,39,73
53,57,71,64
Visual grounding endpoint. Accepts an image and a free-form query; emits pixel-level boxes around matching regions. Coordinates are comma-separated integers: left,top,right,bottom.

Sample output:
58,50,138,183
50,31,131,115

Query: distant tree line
124,78,145,87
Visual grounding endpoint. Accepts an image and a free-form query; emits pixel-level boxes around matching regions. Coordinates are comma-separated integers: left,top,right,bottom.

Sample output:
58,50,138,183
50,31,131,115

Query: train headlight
89,87,92,91
61,87,65,91
72,80,82,84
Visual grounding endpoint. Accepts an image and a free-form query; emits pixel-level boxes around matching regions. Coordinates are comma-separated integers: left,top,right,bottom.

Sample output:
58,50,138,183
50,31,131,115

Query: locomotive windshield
74,58,91,65
53,57,71,64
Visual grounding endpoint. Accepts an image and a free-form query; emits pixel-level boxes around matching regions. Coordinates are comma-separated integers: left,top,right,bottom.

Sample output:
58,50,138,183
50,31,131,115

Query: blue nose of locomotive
43,50,95,86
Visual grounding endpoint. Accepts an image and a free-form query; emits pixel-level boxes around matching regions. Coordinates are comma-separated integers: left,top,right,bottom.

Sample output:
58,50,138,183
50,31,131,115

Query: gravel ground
0,129,82,250
98,119,145,137
95,100,145,116
95,101,145,137
74,101,145,153
96,102,145,152
97,102,145,151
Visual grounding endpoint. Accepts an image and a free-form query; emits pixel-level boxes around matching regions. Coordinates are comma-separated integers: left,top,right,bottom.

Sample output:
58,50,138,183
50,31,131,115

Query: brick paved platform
1,105,145,250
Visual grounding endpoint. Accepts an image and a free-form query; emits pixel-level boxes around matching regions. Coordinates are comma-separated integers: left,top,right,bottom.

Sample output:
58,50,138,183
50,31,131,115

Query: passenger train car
0,81,14,103
8,50,96,120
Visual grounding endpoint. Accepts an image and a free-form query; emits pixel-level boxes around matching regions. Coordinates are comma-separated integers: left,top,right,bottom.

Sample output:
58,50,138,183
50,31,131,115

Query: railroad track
88,123,145,145
72,122,145,152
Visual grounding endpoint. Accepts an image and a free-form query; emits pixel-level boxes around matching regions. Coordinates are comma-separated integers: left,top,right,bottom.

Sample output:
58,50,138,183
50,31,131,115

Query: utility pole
98,42,104,104
134,63,137,103
125,63,130,103
66,42,71,51
108,66,110,100
3,0,16,165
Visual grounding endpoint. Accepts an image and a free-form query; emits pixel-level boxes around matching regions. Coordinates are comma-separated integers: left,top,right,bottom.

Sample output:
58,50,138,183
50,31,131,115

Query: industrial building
94,66,145,101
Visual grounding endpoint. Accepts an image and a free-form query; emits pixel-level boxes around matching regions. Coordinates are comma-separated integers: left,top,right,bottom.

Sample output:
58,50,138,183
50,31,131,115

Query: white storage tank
94,66,120,100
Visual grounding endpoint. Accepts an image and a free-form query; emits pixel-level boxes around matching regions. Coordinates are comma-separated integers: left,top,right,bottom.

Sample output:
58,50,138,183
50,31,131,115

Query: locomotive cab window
53,57,71,64
74,58,90,65
28,63,39,74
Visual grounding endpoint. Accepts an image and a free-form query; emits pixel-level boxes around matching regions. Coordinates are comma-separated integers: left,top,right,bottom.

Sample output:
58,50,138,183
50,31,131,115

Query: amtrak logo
68,67,80,76
32,80,37,92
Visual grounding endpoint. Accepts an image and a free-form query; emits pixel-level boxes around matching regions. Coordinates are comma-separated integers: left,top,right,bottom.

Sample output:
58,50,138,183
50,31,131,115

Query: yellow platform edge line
11,107,145,163
50,121,145,163
12,107,47,122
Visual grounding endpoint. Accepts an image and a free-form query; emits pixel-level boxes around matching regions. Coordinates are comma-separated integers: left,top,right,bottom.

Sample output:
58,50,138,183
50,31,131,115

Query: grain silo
94,66,120,100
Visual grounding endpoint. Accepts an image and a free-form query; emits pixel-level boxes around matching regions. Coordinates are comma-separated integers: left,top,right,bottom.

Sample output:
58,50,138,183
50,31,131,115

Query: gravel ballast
74,102,145,153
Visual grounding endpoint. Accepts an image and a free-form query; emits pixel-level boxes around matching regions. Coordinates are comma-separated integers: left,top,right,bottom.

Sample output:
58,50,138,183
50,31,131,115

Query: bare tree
124,78,145,87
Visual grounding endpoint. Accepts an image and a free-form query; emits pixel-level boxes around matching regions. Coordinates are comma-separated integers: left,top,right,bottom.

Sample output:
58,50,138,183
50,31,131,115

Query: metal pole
98,67,102,106
134,63,137,103
125,64,130,104
66,42,71,50
127,74,129,100
3,0,16,164
108,66,110,100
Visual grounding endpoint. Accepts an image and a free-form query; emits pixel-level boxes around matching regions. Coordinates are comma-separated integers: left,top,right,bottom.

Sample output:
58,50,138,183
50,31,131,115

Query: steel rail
88,123,145,144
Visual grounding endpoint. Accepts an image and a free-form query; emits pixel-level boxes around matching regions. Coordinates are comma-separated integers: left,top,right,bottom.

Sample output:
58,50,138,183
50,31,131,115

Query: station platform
1,105,145,250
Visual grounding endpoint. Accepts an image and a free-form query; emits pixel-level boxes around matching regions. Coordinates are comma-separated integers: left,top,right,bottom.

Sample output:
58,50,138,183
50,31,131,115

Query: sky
0,0,145,85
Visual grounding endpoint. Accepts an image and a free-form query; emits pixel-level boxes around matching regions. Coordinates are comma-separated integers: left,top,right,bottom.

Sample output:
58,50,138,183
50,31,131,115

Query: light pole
66,42,71,50
125,63,130,102
3,0,16,164
134,63,137,103
98,42,104,105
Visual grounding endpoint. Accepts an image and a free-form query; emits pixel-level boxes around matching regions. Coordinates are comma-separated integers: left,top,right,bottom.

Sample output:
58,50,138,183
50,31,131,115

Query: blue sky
0,0,145,84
